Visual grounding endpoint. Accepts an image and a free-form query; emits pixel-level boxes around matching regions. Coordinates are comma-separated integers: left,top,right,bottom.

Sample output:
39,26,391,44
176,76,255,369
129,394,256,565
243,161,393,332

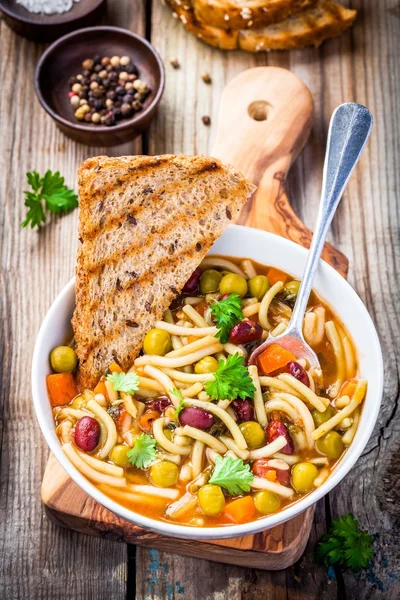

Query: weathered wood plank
0,0,145,597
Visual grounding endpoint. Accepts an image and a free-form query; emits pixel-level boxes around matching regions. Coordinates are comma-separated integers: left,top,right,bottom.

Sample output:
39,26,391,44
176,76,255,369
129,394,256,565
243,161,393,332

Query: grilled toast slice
167,0,356,51
72,154,255,389
193,0,316,32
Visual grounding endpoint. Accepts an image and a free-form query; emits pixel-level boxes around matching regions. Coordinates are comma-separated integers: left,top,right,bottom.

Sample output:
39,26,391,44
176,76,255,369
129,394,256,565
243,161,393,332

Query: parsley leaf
127,433,157,469
209,455,254,496
106,371,140,394
210,293,243,343
205,353,256,401
170,388,185,416
21,170,78,229
315,514,373,572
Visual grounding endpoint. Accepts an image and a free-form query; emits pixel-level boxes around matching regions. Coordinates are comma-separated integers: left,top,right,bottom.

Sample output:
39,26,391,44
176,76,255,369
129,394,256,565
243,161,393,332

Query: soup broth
50,256,366,527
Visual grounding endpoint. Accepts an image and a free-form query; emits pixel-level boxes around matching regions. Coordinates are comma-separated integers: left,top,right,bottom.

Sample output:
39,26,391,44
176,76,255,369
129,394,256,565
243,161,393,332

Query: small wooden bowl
34,26,165,147
0,0,106,42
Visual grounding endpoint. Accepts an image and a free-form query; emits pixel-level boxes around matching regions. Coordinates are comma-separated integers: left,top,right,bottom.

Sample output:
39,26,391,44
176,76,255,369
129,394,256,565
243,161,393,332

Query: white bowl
32,225,383,540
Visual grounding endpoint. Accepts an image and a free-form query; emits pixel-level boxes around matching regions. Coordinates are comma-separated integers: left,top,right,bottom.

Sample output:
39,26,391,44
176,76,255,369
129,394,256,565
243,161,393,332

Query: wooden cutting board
41,67,348,570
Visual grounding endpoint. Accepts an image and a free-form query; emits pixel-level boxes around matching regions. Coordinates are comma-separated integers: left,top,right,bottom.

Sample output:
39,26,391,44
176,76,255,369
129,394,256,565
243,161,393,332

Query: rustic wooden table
1,1,399,598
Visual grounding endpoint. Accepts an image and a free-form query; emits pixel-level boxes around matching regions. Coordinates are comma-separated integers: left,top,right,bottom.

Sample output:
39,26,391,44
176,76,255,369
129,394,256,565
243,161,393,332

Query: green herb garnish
127,433,157,469
21,170,78,229
106,371,139,394
209,455,254,496
170,388,185,417
210,293,243,343
205,353,255,401
315,514,373,572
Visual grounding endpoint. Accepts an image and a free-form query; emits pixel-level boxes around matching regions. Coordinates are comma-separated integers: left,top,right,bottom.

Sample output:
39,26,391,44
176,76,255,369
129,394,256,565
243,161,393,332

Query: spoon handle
288,102,373,334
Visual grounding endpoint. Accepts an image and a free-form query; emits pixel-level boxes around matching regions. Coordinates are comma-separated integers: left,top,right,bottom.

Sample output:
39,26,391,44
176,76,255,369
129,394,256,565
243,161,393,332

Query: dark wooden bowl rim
34,26,165,135
0,0,105,25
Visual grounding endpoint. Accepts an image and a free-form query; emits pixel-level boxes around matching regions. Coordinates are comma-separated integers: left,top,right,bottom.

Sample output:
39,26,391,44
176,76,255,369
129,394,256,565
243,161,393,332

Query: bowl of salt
0,0,106,41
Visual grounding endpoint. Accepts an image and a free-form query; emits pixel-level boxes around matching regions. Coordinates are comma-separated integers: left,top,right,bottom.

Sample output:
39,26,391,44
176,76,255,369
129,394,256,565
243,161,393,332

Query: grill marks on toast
73,154,255,388
166,0,356,52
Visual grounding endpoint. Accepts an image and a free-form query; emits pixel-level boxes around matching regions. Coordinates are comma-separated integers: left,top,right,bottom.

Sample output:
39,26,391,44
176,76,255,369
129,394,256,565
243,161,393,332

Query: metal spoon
248,102,373,374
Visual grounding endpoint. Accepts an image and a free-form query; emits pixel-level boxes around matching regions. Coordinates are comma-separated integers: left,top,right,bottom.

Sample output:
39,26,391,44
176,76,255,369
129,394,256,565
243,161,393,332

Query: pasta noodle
143,365,185,407
153,418,192,455
166,336,219,358
86,399,117,460
218,436,250,460
342,408,360,445
157,321,218,338
181,425,227,453
242,302,261,318
128,484,180,500
63,443,126,487
182,304,209,327
270,393,315,448
191,440,205,478
249,436,288,459
248,365,268,428
278,373,327,412
265,399,301,424
200,257,246,277
183,399,248,450
134,344,223,368
251,477,294,498
76,448,124,477
259,281,284,330
241,259,257,279
325,321,346,398
312,380,366,440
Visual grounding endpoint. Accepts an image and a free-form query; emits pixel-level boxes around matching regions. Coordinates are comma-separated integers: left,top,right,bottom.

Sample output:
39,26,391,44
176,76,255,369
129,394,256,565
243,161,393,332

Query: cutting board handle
211,67,348,277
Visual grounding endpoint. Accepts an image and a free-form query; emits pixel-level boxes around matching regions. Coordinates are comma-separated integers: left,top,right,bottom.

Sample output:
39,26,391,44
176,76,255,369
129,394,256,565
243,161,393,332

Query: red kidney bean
146,396,172,412
230,399,254,423
179,407,214,430
220,294,230,301
74,416,101,452
286,361,309,387
266,420,294,454
229,318,263,345
182,268,202,294
251,459,291,485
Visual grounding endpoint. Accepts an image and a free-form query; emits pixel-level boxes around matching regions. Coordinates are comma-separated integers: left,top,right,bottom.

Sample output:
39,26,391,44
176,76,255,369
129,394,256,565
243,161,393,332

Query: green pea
316,431,344,459
198,484,225,516
291,462,318,493
194,356,219,374
150,461,179,487
143,328,172,356
72,395,86,409
249,275,270,300
110,444,131,467
50,346,78,373
311,406,337,427
200,270,223,294
254,491,281,514
239,421,265,449
219,273,248,298
282,280,301,306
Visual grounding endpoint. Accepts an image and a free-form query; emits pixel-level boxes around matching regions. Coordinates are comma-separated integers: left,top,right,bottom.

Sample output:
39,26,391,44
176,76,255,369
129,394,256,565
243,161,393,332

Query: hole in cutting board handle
248,100,271,121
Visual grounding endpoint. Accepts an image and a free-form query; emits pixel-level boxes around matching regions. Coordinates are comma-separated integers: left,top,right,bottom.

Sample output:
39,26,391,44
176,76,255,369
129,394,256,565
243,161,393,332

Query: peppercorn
121,103,132,117
110,56,120,67
102,79,110,89
101,56,110,66
90,81,99,90
84,112,92,122
93,54,101,64
70,95,80,108
120,56,131,66
79,98,88,106
202,115,211,126
127,73,137,81
94,64,102,73
68,76,77,86
133,79,149,94
125,64,138,75
76,74,83,81
201,72,212,84
72,83,82,93
113,108,122,121
82,69,91,77
103,113,115,126
132,100,142,111
98,70,107,79
94,99,104,110
105,98,114,108
122,94,134,104
119,71,129,81
116,86,125,96
91,112,101,123
170,57,180,69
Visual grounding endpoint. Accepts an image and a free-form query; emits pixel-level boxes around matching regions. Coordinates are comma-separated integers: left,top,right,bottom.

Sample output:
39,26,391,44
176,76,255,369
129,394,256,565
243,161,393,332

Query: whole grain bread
72,154,255,389
193,0,316,32
167,0,356,51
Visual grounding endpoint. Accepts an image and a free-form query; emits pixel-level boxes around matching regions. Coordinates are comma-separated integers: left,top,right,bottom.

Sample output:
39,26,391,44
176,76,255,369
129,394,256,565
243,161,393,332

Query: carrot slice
265,470,277,482
267,267,288,286
109,362,123,373
138,410,160,433
339,380,357,398
94,380,108,397
224,496,256,524
258,344,297,375
47,373,78,407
